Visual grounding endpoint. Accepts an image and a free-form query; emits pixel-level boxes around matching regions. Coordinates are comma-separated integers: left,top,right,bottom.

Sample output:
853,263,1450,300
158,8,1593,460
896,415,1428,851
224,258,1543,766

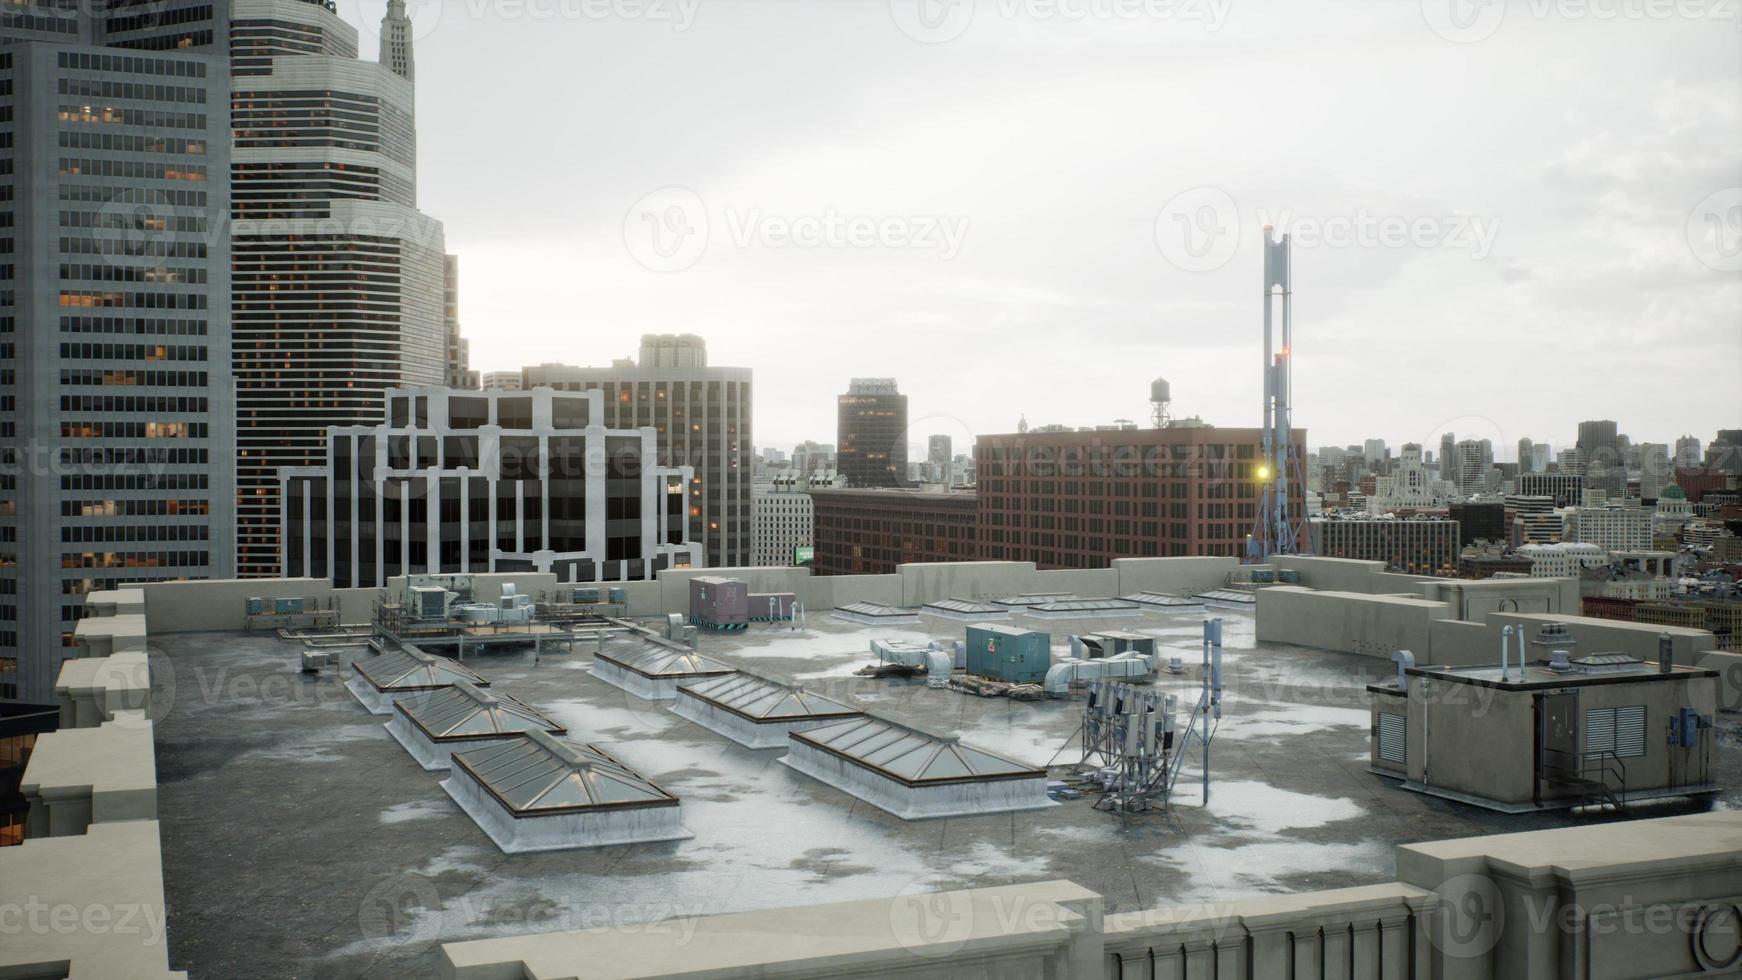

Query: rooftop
144,604,1742,978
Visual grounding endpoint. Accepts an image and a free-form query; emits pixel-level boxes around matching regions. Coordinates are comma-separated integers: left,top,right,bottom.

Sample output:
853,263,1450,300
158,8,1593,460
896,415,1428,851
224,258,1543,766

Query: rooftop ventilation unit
387,682,565,771
444,731,691,852
672,673,863,749
781,716,1051,819
346,645,489,715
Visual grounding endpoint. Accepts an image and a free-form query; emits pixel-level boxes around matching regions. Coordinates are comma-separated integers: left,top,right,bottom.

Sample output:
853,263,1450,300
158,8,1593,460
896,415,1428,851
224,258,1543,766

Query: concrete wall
131,558,1265,637
436,812,1742,980
1415,577,1578,622
1255,587,1455,659
1110,556,1237,597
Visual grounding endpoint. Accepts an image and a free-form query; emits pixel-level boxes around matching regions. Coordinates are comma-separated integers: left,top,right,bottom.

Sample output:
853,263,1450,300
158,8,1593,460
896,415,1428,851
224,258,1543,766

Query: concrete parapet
54,652,152,729
20,712,157,838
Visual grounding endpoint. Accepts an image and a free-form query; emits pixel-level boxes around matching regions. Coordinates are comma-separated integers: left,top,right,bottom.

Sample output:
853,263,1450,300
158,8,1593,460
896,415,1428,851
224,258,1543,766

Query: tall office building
1451,439,1489,498
838,378,907,488
1577,419,1620,466
1,2,234,701
1438,432,1456,481
443,254,475,389
523,335,752,567
1675,435,1703,469
229,0,454,577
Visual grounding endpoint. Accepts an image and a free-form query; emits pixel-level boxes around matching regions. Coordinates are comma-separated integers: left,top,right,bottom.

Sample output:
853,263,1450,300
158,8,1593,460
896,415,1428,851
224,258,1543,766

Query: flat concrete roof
149,607,1742,979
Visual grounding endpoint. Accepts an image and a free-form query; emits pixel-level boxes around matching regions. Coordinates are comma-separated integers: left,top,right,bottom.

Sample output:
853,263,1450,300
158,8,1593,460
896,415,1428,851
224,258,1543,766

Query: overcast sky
334,0,1741,459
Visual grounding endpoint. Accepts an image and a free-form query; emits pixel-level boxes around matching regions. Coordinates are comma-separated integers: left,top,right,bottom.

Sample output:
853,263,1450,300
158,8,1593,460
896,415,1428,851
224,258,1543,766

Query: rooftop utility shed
1369,631,1720,812
346,644,488,715
387,682,566,771
965,624,1052,684
781,716,1051,819
443,731,690,853
672,673,863,749
589,635,736,700
688,577,749,631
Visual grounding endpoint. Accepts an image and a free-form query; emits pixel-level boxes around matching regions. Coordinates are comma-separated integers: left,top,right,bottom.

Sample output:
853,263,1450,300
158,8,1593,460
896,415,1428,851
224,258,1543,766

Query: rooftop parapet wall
72,613,147,659
134,558,1251,633
1255,586,1456,659
436,811,1741,980
0,820,186,980
54,651,152,729
21,711,158,838
440,879,1105,980
87,587,146,617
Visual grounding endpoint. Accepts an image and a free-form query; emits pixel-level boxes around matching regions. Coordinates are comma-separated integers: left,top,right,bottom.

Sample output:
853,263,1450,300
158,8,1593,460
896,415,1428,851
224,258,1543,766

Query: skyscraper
838,378,907,488
522,335,752,567
1439,432,1456,481
2,2,234,700
229,0,455,576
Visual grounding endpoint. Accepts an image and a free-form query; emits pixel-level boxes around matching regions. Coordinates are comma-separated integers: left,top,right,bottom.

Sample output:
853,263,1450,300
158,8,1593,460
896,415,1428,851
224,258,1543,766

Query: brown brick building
973,426,1305,567
809,488,978,575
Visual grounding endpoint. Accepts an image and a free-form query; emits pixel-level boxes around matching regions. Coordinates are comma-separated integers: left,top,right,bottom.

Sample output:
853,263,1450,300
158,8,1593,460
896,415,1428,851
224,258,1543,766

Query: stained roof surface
680,673,862,722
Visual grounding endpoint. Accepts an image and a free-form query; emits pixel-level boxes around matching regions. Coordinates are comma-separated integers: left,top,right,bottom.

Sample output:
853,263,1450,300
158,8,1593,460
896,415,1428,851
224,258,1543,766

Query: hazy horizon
334,0,1741,457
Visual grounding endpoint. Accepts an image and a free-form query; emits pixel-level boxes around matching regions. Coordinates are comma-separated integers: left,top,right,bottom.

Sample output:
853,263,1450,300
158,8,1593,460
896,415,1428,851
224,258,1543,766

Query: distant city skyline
334,1,1739,455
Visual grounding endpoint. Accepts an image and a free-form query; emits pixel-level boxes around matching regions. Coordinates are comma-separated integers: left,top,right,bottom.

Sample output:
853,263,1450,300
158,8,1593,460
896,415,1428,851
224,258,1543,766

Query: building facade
522,335,752,567
974,425,1304,566
279,387,699,588
809,488,977,575
1518,472,1583,508
1563,504,1653,555
229,0,454,578
1312,517,1460,575
751,476,827,567
1,3,235,701
837,378,907,488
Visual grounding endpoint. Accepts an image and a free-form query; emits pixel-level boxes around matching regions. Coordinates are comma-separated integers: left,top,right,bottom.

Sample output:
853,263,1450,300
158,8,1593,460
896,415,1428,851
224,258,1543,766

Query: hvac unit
274,597,305,615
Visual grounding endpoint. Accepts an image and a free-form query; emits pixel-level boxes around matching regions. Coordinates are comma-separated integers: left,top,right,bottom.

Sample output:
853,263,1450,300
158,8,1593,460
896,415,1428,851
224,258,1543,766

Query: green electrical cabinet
965,624,1052,684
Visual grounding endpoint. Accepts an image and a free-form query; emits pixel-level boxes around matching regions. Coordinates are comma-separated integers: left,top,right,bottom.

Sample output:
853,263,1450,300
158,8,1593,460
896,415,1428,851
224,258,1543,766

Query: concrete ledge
87,587,147,617
73,613,147,659
20,712,158,838
54,652,152,729
440,879,1104,980
0,820,185,980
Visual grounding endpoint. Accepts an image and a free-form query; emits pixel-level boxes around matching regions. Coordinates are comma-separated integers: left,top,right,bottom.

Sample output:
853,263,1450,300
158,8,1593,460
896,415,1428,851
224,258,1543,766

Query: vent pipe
1658,632,1673,674
1499,625,1514,683
1391,649,1415,691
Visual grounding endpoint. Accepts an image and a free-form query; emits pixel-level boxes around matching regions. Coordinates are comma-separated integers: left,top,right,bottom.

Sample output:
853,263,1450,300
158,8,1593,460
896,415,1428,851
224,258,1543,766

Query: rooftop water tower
1150,377,1171,428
